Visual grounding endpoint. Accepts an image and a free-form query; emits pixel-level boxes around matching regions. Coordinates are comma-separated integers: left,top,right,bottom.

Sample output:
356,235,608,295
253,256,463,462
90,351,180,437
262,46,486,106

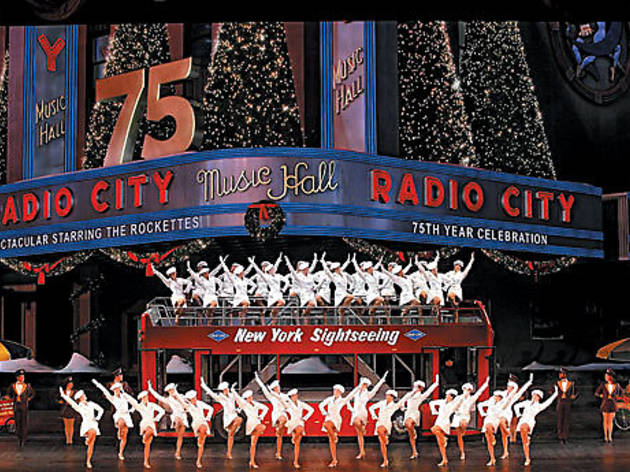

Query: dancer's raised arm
368,370,389,399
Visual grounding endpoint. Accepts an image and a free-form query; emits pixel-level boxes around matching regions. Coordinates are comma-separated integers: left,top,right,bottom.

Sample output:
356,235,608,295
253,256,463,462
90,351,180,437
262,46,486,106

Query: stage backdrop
0,147,603,258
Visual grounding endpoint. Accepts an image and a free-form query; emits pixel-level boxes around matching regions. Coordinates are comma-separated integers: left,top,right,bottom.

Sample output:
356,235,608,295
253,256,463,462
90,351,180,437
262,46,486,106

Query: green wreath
244,200,286,242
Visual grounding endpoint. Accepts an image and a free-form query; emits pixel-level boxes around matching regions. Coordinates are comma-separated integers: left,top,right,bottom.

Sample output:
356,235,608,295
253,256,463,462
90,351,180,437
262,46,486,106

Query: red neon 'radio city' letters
423,176,444,207
558,194,575,223
371,169,391,203
397,173,419,205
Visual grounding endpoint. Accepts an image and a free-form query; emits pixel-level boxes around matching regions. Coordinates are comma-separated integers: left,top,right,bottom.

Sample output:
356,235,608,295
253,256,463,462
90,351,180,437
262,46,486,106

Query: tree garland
480,249,577,280
342,238,460,264
0,250,95,284
69,274,105,301
99,239,215,275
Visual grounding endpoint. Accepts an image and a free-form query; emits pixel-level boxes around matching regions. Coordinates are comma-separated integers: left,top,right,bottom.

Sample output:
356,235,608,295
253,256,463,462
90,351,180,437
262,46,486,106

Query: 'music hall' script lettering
196,161,338,202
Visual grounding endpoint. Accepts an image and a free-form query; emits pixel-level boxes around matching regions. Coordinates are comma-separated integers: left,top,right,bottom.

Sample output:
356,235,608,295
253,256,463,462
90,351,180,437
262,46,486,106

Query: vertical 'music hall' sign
8,25,85,181
320,21,377,153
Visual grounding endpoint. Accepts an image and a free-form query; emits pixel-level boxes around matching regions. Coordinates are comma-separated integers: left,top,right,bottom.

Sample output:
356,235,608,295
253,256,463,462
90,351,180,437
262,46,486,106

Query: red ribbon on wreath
21,257,66,285
127,246,181,276
397,251,406,262
248,202,278,222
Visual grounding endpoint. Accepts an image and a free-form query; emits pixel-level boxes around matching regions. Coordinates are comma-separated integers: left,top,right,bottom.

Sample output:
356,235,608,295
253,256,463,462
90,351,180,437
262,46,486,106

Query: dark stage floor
0,435,628,472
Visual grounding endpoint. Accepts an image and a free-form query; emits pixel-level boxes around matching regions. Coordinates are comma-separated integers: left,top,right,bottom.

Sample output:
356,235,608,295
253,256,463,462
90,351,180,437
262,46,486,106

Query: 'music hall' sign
0,148,603,258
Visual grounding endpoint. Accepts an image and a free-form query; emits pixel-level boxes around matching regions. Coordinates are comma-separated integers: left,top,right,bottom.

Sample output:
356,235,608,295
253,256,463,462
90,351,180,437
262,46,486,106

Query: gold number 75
95,57,197,167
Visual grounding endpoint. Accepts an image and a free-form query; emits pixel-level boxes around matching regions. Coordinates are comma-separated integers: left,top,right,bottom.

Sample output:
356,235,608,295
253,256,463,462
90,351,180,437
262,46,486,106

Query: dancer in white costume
515,387,559,466
92,379,134,461
267,387,315,469
248,256,287,324
497,374,534,460
369,389,415,468
417,255,445,307
442,253,475,321
451,377,490,461
121,390,165,469
284,255,318,320
478,389,507,466
347,370,389,459
200,377,243,459
320,254,354,321
429,389,466,467
179,389,214,469
154,266,192,323
186,261,221,312
318,384,360,467
147,380,188,460
254,373,290,460
409,256,430,304
351,254,386,321
402,375,440,459
231,388,269,468
382,263,422,318
219,256,256,321
59,387,104,469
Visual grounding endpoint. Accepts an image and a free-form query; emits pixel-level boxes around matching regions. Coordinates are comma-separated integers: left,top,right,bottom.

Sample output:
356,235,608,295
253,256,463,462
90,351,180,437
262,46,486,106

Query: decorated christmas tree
398,21,476,165
0,51,8,184
461,21,556,179
202,22,303,149
83,23,174,169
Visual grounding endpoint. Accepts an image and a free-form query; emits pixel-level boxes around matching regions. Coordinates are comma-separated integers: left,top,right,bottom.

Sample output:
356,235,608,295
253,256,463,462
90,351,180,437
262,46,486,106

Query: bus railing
144,297,487,327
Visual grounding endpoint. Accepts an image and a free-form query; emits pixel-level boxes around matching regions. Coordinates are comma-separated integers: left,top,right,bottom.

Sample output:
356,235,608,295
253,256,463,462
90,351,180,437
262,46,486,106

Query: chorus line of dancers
152,251,475,323
57,370,558,469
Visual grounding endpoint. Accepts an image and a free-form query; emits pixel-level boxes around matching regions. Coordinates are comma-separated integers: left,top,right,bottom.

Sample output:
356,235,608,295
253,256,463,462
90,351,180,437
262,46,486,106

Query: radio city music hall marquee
0,147,603,258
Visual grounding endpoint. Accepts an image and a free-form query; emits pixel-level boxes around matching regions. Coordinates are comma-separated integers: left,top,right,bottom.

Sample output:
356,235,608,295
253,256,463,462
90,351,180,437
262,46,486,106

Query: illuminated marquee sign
0,147,602,258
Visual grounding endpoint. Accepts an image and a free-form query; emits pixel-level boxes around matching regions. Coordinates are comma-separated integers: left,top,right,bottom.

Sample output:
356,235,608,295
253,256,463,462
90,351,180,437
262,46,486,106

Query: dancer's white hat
233,265,244,275
199,268,209,275
261,261,272,269
166,267,177,276
329,262,341,270
532,389,544,399
217,381,229,391
493,390,506,398
137,391,149,400
462,382,474,392
507,380,518,389
454,260,464,267
297,261,309,270
333,384,345,393
287,388,298,396
269,380,280,390
360,261,373,270
242,390,253,399
359,377,372,386
164,383,177,392
413,380,426,389
386,389,398,398
391,264,402,273
185,390,197,400
74,390,85,400
109,382,122,391
446,388,459,397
